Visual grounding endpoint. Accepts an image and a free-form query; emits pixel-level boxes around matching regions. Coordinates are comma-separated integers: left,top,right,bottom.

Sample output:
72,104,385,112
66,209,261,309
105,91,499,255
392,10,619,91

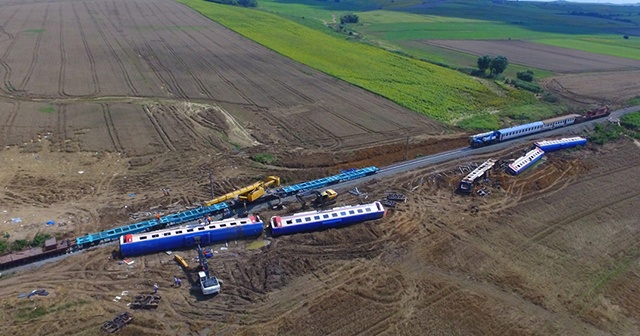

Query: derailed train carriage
119,202,387,257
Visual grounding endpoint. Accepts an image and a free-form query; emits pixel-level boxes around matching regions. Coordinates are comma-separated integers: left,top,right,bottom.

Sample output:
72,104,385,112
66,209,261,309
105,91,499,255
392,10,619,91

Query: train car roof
277,202,382,220
497,121,544,135
541,114,581,124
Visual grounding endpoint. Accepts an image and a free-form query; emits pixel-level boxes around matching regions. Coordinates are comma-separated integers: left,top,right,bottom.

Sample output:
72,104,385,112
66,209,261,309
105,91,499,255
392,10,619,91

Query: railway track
1,105,638,273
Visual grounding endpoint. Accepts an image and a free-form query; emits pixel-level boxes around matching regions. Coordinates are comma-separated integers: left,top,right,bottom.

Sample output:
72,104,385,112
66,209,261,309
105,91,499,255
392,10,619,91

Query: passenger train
119,202,387,257
469,106,610,148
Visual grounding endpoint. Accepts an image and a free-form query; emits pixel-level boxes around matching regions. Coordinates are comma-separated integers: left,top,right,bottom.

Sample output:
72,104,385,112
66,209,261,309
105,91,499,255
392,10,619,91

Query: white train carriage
508,147,545,175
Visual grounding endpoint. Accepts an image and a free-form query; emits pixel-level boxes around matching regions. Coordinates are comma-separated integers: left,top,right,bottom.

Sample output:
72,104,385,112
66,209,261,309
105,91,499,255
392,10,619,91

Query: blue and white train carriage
270,201,386,236
507,147,545,175
469,114,581,148
119,216,264,257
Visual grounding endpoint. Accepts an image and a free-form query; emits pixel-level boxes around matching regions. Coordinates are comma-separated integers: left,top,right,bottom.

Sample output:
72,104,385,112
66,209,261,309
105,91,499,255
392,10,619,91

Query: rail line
0,105,638,272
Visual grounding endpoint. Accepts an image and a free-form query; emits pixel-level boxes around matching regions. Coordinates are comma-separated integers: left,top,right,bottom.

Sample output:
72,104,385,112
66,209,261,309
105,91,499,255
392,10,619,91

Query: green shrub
511,79,542,93
30,233,52,248
621,111,640,129
11,239,29,251
251,153,277,164
0,240,7,254
516,70,534,82
590,123,623,145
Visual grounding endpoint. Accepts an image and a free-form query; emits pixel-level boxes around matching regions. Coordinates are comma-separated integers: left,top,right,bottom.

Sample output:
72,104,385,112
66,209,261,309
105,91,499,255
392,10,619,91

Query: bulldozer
296,189,337,209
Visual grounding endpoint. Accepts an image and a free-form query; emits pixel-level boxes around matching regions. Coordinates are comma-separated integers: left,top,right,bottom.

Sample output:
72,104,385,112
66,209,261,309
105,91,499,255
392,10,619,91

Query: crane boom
204,176,280,206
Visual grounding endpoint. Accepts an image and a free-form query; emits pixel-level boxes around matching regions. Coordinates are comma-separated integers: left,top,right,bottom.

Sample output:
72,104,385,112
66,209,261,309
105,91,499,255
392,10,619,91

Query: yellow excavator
204,176,280,207
296,189,337,209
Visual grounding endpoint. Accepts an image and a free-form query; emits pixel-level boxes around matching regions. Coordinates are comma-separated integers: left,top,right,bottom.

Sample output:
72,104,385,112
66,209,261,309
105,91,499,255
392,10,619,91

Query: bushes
206,0,257,7
591,123,624,144
0,233,52,254
516,70,534,82
621,111,640,129
340,13,359,24
505,77,542,93
251,153,277,164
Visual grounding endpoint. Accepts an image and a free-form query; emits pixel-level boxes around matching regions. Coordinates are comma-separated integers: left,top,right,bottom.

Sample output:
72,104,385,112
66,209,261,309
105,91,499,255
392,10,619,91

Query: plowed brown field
0,0,447,157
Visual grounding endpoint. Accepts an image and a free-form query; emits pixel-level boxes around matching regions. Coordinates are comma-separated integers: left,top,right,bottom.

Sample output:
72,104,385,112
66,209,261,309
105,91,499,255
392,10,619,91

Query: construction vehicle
296,189,338,209
204,176,280,207
196,245,221,295
174,254,189,269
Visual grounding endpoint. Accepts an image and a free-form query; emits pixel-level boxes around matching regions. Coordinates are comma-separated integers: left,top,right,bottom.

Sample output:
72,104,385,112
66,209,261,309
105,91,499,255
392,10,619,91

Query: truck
196,245,221,295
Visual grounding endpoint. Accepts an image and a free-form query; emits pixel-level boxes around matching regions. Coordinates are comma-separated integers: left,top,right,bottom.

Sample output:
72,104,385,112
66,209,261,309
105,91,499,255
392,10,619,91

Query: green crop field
178,0,527,123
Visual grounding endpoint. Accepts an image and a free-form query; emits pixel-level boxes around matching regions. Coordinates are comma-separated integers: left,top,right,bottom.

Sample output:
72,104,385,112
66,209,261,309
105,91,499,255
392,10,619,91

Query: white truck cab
199,271,221,295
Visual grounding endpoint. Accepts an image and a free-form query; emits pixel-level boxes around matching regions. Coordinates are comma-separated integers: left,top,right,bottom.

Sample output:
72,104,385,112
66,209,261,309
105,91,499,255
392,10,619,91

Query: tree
477,55,492,73
489,55,509,76
238,0,258,7
340,13,359,24
623,35,629,39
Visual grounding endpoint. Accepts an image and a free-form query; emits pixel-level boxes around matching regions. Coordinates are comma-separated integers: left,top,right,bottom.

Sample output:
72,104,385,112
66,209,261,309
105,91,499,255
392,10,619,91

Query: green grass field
178,0,525,123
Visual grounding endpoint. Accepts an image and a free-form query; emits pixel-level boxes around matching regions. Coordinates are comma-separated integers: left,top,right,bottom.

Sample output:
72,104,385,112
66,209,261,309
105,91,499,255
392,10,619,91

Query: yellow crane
204,176,280,207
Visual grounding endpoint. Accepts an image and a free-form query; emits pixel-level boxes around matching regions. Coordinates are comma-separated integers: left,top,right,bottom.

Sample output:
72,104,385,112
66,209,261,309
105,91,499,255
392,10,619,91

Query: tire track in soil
101,103,123,153
167,105,201,147
70,2,100,96
57,104,67,151
0,6,33,95
123,1,187,99
57,4,68,98
0,6,18,40
139,2,213,101
528,190,640,245
143,105,176,152
146,1,259,106
169,1,309,108
81,1,138,96
92,0,158,96
1,101,18,146
95,0,181,98
18,3,49,91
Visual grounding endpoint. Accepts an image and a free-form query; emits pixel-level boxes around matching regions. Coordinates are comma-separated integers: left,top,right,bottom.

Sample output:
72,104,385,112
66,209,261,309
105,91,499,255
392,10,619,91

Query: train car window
357,209,363,213
240,221,247,224
340,212,346,216
323,214,329,219
349,210,355,214
198,227,205,231
365,208,371,212
314,216,320,220
286,220,292,224
305,217,311,222
163,232,171,236
332,213,338,217
296,218,302,223
230,222,236,226
220,224,226,228
187,229,194,233
139,236,147,240
176,231,183,234
152,234,159,238
209,226,214,229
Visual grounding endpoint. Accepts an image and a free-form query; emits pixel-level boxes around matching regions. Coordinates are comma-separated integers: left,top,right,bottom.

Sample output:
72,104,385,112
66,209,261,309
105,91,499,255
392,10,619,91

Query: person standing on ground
173,276,178,287
177,278,182,287
154,283,158,294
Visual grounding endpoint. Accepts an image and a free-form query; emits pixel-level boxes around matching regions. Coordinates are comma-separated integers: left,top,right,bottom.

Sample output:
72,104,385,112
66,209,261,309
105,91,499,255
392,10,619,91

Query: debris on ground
101,312,134,334
27,289,49,298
